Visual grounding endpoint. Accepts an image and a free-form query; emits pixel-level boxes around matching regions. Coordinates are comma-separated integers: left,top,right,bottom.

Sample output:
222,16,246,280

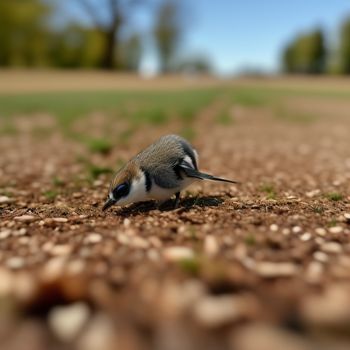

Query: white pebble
306,189,320,198
84,233,102,244
292,226,302,234
123,218,131,228
0,196,14,204
0,229,11,240
130,236,149,249
321,242,342,254
313,251,329,263
300,233,312,241
13,228,27,236
204,235,219,256
50,245,72,256
254,262,299,278
6,257,24,269
193,296,244,327
14,215,37,223
270,224,279,232
163,247,194,262
329,226,343,234
53,217,68,223
49,302,90,342
41,257,66,281
315,228,326,236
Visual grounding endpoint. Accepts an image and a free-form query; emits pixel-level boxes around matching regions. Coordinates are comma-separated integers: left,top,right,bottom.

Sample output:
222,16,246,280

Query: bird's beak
102,198,116,211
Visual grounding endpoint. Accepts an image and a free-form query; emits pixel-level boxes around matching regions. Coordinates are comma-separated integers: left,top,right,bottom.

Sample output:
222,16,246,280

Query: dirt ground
0,74,350,350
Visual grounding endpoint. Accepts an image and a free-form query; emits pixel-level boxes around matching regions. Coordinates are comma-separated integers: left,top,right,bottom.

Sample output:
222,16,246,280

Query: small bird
102,134,238,211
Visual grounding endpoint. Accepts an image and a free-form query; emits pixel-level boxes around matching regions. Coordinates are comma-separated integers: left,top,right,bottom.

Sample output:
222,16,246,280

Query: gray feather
135,135,193,189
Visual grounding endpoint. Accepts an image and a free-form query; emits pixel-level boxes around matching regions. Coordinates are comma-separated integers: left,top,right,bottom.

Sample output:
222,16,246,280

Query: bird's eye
112,182,129,199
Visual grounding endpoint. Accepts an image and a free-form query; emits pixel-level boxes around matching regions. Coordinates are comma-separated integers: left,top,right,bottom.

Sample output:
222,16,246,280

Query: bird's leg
174,192,181,209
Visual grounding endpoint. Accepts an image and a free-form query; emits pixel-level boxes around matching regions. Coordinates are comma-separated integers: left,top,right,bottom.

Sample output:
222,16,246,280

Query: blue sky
60,0,350,74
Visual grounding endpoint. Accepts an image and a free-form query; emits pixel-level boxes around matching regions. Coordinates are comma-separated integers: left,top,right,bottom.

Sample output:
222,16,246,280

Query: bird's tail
180,166,240,184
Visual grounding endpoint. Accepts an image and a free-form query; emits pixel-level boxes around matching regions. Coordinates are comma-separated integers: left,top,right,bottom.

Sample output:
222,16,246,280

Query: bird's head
102,162,147,211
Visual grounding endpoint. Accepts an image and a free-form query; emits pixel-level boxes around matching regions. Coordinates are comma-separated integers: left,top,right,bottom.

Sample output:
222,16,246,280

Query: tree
0,0,51,67
48,24,105,68
120,33,142,71
74,0,142,69
338,18,350,74
282,29,326,74
153,0,183,73
174,56,212,74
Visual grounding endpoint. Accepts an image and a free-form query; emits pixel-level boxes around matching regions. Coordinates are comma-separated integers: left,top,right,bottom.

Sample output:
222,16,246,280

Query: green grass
88,165,114,180
2,83,350,140
328,218,338,227
178,257,200,275
52,176,65,187
325,192,343,201
245,234,256,246
43,190,59,200
0,88,221,139
260,183,277,199
216,111,233,125
86,138,113,155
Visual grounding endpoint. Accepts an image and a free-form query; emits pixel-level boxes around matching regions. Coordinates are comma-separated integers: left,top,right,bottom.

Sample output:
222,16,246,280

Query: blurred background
0,0,350,76
1,2,350,350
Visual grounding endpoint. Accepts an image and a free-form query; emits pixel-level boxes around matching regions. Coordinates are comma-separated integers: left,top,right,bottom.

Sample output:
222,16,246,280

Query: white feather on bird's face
113,170,148,205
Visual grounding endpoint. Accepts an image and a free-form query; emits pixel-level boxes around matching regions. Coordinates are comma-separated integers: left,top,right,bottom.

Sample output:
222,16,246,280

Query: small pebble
84,233,102,244
321,242,342,254
130,236,149,249
53,217,68,223
6,257,25,269
204,235,219,256
13,228,27,236
14,215,37,223
305,261,324,284
163,247,194,262
292,226,302,234
0,196,14,204
0,229,11,240
313,251,329,263
315,227,326,236
123,218,131,228
254,262,299,278
41,257,66,281
270,224,279,232
300,232,311,241
49,302,90,342
193,295,256,328
282,228,290,236
50,245,72,256
329,226,343,234
306,189,320,198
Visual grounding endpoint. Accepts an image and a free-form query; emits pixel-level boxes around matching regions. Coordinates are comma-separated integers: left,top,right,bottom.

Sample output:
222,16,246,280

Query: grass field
0,72,350,350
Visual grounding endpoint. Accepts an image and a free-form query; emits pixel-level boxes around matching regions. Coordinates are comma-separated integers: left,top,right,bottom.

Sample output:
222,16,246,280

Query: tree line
282,18,350,74
0,0,206,73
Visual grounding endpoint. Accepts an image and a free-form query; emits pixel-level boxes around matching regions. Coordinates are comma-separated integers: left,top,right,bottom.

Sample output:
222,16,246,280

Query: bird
102,134,239,211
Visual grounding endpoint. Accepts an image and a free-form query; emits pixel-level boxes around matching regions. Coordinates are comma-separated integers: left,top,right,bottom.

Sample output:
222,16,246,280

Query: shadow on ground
115,195,225,217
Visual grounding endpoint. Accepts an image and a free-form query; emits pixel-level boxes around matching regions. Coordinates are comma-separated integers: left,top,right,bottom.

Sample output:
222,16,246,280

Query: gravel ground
0,82,350,350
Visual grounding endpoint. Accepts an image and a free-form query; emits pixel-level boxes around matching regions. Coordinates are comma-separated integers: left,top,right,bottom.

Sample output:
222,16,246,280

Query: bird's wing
152,164,182,189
